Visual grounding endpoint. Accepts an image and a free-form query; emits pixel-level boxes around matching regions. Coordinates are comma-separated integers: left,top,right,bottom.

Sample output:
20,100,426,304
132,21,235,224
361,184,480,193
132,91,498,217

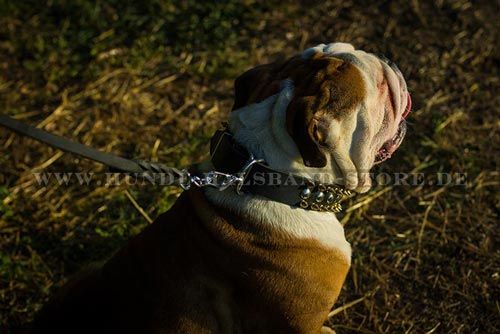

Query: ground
0,1,499,333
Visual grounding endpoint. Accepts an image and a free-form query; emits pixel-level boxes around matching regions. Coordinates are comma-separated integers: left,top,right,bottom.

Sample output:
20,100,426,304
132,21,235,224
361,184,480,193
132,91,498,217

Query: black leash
0,113,181,175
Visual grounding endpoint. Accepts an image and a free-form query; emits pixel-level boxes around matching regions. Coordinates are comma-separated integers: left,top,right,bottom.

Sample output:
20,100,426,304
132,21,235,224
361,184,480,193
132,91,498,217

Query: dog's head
229,43,411,193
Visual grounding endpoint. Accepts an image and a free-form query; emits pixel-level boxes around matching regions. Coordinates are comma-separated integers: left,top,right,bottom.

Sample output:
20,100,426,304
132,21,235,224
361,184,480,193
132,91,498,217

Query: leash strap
0,113,179,176
0,113,254,192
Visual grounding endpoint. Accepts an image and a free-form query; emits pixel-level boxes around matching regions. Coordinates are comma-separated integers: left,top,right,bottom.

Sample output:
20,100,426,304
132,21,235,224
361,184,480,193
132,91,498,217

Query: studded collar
209,129,354,213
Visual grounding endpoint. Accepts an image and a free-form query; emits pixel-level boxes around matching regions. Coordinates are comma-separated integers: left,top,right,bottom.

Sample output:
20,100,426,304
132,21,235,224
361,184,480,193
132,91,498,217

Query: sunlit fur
206,42,410,260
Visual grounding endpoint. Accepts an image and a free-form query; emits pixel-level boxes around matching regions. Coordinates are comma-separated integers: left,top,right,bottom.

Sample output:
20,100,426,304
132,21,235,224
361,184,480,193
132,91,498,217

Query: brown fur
233,53,366,167
32,52,362,334
32,189,349,334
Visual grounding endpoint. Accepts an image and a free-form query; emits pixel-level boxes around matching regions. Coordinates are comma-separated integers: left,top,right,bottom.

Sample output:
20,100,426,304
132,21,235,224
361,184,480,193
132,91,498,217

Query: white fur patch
205,187,352,264
205,81,352,263
229,80,304,169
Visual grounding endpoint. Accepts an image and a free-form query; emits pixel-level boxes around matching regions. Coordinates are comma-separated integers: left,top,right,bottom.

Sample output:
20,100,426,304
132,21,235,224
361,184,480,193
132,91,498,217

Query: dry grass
1,1,499,333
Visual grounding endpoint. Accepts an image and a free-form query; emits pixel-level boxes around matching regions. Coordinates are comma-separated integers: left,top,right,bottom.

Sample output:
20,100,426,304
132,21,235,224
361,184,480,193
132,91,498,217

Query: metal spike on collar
299,182,352,213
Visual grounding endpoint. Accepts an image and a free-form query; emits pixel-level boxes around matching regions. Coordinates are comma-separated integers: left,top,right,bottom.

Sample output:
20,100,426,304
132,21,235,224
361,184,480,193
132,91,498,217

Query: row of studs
298,183,352,213
299,200,343,213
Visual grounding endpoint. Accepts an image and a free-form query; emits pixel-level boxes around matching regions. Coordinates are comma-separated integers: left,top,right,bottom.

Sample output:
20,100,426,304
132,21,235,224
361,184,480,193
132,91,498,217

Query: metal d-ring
235,154,264,195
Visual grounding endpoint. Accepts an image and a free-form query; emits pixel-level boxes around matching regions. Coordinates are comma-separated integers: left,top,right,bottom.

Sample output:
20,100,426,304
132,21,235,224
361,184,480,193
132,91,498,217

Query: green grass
1,1,499,333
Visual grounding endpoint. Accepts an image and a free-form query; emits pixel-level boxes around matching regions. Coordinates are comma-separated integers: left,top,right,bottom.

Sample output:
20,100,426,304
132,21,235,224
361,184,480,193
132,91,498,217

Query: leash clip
188,171,243,191
182,154,263,193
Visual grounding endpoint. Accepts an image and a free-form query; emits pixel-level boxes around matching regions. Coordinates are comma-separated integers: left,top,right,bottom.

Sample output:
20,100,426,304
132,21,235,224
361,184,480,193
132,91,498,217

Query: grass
1,1,499,333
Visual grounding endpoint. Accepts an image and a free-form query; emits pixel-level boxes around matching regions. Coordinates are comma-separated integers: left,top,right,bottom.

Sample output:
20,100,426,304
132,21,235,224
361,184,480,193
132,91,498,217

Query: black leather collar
209,129,354,213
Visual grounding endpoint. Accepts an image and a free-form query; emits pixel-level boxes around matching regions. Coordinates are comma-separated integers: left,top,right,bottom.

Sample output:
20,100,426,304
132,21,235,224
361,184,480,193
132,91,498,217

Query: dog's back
31,189,348,334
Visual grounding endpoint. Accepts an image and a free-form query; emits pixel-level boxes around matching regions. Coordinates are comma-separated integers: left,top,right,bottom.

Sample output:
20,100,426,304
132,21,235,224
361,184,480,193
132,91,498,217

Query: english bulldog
31,43,411,334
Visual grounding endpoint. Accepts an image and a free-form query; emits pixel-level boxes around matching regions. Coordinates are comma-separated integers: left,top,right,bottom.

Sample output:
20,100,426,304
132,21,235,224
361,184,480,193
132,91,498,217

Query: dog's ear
232,63,280,111
232,56,309,111
286,95,328,167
